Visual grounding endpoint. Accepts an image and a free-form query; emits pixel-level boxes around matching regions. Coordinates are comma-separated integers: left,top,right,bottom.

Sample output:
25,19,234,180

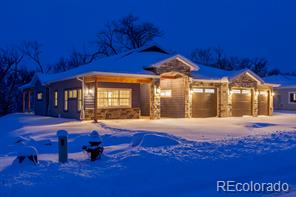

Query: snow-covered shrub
14,145,39,165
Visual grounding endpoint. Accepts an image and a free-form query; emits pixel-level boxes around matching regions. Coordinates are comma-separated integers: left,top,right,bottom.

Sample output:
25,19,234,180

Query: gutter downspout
77,77,85,120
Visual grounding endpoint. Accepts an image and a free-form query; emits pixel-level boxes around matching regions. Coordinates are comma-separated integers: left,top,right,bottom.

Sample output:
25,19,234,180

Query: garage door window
160,90,172,97
192,88,203,93
242,90,251,94
231,89,241,94
205,89,215,94
289,92,296,103
259,91,268,96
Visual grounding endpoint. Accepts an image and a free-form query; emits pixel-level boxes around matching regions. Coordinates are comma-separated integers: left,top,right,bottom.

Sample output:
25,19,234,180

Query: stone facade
150,78,161,119
151,59,191,75
184,76,192,118
84,108,140,120
230,73,258,88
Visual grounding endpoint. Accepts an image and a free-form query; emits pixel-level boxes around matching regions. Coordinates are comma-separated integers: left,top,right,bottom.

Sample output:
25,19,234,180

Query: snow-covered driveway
100,111,296,141
0,112,295,197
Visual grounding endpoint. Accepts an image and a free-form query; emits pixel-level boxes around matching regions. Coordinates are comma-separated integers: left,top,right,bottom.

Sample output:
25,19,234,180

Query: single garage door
258,91,269,115
232,89,252,117
192,88,217,118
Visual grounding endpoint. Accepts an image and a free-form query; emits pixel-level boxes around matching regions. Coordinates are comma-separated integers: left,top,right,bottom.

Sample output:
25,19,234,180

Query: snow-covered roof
264,75,296,88
20,45,269,89
192,65,265,84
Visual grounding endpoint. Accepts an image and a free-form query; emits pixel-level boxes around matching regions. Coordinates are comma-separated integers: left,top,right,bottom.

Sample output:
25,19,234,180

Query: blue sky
0,0,295,71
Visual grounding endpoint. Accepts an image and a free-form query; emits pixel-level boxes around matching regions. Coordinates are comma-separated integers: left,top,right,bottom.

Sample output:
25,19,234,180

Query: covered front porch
81,74,161,120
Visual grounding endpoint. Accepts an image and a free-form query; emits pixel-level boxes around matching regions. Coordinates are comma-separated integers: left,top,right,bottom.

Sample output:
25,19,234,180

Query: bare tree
96,14,162,56
21,41,45,73
190,48,213,65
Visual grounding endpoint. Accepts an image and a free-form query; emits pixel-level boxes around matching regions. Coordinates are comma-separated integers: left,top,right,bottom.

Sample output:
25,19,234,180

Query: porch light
256,91,259,96
272,92,275,96
156,87,161,94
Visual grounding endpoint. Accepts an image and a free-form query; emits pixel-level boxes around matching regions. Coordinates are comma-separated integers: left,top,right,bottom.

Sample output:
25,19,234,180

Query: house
20,45,276,120
264,75,296,110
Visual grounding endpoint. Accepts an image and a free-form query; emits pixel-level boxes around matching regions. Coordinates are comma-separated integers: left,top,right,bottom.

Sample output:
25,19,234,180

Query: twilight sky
0,0,295,72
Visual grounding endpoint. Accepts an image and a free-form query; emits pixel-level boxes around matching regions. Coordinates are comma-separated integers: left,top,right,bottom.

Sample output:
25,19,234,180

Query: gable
145,55,198,75
230,72,259,88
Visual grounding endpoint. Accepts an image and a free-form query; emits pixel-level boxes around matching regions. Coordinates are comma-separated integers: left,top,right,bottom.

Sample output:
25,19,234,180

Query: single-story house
21,45,276,120
264,75,296,110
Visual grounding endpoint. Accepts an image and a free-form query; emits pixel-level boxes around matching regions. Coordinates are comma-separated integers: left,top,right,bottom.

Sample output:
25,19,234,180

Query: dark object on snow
17,146,38,165
57,130,69,163
82,130,104,161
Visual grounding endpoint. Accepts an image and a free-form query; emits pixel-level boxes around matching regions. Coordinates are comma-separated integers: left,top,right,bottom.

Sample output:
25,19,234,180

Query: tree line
0,14,289,116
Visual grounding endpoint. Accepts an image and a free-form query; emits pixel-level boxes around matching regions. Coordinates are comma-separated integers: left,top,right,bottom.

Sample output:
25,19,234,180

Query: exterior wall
274,88,296,110
84,82,141,120
48,78,82,119
34,81,48,116
140,84,150,116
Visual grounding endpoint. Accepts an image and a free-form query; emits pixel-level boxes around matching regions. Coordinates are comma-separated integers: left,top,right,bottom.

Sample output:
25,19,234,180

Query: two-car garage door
192,88,217,118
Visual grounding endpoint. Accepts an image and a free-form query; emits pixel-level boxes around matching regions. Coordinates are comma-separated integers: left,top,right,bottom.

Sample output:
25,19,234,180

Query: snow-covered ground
0,112,296,197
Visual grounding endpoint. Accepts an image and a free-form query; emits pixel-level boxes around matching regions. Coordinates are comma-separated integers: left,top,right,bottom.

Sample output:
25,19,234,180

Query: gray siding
48,79,82,119
34,81,48,116
140,84,150,116
160,78,185,118
274,88,296,110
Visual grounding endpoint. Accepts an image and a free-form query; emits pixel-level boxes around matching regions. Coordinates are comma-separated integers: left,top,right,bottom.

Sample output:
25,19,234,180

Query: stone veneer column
269,89,274,115
184,76,192,118
252,89,258,117
219,83,230,117
150,78,161,119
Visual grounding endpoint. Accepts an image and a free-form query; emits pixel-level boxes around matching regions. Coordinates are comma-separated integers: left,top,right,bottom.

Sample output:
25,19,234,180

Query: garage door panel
232,90,252,117
192,88,217,118
258,92,269,115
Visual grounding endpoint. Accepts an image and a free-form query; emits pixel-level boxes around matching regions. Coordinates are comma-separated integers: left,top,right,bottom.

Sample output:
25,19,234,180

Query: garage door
192,88,217,118
232,89,252,117
258,91,269,115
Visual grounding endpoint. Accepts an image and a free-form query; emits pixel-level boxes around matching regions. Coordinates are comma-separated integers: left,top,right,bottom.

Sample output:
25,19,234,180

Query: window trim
97,88,132,109
288,92,296,104
54,90,58,108
37,92,43,101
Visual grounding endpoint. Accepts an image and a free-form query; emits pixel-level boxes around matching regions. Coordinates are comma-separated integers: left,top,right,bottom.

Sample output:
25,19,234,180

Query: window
205,89,215,94
77,89,82,111
54,91,58,107
160,90,172,97
68,89,77,99
259,91,268,96
97,89,131,108
289,92,296,103
192,88,203,93
64,90,68,111
37,92,43,100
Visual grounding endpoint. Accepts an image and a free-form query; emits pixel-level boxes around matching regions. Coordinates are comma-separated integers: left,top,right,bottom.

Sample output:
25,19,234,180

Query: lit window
77,89,82,111
68,89,77,99
242,89,251,94
192,88,203,93
205,89,215,94
64,90,68,111
231,89,241,94
97,89,131,108
289,92,296,103
54,91,58,107
160,90,172,97
37,92,43,100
